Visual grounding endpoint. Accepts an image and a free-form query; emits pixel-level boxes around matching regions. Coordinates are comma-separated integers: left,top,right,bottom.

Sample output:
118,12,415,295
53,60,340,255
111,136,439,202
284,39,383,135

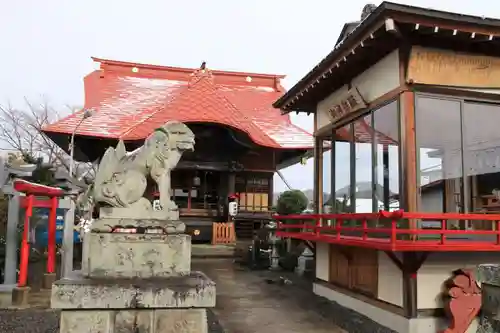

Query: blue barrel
34,208,81,247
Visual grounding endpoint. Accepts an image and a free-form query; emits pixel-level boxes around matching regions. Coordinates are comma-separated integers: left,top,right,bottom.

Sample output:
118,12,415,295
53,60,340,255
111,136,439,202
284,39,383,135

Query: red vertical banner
18,194,34,287
47,196,58,274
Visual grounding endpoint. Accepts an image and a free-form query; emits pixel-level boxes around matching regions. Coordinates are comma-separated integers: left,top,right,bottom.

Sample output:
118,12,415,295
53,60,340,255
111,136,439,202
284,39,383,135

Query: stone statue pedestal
477,264,500,332
51,215,216,333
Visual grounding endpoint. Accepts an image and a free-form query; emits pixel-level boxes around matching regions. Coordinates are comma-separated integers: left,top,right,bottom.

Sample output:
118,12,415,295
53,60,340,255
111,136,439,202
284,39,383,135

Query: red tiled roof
43,58,314,150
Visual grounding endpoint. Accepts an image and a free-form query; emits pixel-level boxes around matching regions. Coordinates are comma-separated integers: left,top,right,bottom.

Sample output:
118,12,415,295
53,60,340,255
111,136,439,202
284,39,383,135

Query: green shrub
276,190,308,216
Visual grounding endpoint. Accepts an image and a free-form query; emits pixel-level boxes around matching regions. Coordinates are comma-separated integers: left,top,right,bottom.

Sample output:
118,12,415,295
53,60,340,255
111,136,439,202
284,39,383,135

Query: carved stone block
60,311,113,333
90,217,186,233
82,233,191,278
115,311,153,333
478,264,500,332
51,271,216,309
155,309,207,333
59,309,208,333
99,207,180,221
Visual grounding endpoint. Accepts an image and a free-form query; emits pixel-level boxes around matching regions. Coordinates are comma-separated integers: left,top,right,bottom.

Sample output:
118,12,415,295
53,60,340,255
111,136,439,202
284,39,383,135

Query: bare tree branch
0,100,95,184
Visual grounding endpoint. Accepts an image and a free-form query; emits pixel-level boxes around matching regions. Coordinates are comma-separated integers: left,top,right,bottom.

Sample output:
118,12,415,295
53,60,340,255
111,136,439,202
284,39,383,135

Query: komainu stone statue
91,121,194,219
51,120,216,333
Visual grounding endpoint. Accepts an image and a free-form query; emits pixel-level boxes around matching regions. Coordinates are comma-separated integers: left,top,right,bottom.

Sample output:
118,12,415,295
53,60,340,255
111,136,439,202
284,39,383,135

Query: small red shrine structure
42,58,314,242
12,179,65,304
273,2,500,333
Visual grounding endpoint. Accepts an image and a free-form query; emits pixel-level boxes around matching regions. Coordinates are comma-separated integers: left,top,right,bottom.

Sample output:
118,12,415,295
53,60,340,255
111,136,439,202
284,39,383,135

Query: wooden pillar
400,91,417,215
383,146,390,211
400,91,418,319
313,112,324,216
349,124,356,212
331,129,336,213
314,136,324,215
268,172,274,209
228,173,236,194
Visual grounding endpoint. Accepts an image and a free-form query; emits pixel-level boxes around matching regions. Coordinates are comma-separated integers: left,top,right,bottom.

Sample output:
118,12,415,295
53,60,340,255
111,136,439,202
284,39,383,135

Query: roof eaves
381,2,500,28
274,2,500,112
273,2,389,111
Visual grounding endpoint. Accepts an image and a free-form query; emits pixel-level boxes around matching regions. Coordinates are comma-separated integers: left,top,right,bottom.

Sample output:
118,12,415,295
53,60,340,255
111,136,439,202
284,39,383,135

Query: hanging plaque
326,87,367,124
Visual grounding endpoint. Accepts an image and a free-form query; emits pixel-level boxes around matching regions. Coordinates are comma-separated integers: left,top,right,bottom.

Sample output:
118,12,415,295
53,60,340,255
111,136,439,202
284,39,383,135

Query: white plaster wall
377,251,403,307
352,49,400,102
315,242,330,281
315,49,400,132
417,252,500,309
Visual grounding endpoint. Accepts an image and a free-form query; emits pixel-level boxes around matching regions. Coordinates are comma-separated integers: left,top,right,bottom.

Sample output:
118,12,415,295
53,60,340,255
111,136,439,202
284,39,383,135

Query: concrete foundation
42,273,56,289
53,216,215,333
11,286,30,307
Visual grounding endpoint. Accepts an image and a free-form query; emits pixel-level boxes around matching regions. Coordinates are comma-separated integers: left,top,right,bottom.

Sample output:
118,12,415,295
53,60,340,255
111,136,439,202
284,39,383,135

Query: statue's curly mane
90,120,194,213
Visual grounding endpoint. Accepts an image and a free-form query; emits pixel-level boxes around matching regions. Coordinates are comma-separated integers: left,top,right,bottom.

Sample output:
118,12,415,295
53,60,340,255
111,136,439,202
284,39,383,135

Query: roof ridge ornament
361,3,377,21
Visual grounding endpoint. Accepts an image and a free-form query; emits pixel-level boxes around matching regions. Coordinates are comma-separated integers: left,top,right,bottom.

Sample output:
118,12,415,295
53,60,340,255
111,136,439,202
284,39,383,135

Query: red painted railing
273,210,500,252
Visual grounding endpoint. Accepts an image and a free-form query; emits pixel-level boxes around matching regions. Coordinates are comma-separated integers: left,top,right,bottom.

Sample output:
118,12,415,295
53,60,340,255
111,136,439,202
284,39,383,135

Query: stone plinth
53,216,215,333
82,233,191,278
477,264,500,332
51,271,216,309
59,308,207,333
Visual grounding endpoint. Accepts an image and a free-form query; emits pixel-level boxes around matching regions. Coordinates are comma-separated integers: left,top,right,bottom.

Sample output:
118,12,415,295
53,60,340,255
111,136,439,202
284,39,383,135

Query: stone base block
90,217,186,234
51,271,216,309
99,207,180,221
60,308,208,333
11,286,30,307
82,233,191,278
43,273,56,289
0,285,15,308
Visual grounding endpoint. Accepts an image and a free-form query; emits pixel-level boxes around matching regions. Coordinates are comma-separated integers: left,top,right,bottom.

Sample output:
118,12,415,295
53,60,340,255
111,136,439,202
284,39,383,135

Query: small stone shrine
51,121,216,333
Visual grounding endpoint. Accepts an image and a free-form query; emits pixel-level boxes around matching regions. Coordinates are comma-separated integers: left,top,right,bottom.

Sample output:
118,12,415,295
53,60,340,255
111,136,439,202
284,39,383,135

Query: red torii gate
13,179,65,292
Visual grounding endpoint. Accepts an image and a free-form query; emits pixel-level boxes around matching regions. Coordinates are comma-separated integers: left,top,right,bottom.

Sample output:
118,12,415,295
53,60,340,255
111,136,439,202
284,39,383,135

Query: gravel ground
0,309,225,333
0,309,59,333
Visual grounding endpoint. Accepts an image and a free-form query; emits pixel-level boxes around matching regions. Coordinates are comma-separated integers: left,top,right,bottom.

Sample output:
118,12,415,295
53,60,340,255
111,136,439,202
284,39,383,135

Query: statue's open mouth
179,141,195,151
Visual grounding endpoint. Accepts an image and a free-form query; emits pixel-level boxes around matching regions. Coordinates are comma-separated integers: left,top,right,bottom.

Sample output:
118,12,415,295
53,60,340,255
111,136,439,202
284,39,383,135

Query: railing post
336,218,342,240
315,216,320,236
390,218,397,248
440,219,446,245
362,218,367,240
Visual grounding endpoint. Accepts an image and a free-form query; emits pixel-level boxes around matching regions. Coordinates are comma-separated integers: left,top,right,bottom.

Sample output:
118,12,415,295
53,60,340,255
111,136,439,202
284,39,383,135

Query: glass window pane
322,139,331,212
373,101,400,212
463,102,500,229
334,124,352,213
415,97,462,224
354,114,373,212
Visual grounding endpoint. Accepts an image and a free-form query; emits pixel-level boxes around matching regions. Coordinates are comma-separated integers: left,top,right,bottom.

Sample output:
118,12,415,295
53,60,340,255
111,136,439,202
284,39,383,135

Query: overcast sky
0,0,496,192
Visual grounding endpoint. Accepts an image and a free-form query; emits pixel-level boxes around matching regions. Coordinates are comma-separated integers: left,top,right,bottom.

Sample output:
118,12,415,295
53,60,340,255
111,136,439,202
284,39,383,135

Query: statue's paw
130,198,153,211
159,200,177,211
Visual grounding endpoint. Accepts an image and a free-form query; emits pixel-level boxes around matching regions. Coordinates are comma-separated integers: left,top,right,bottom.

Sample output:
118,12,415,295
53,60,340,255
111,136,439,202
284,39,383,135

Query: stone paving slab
193,260,349,333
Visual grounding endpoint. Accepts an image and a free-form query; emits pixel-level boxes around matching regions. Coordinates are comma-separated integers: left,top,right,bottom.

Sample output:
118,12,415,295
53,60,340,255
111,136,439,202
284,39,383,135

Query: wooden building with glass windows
273,3,500,333
42,58,315,243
